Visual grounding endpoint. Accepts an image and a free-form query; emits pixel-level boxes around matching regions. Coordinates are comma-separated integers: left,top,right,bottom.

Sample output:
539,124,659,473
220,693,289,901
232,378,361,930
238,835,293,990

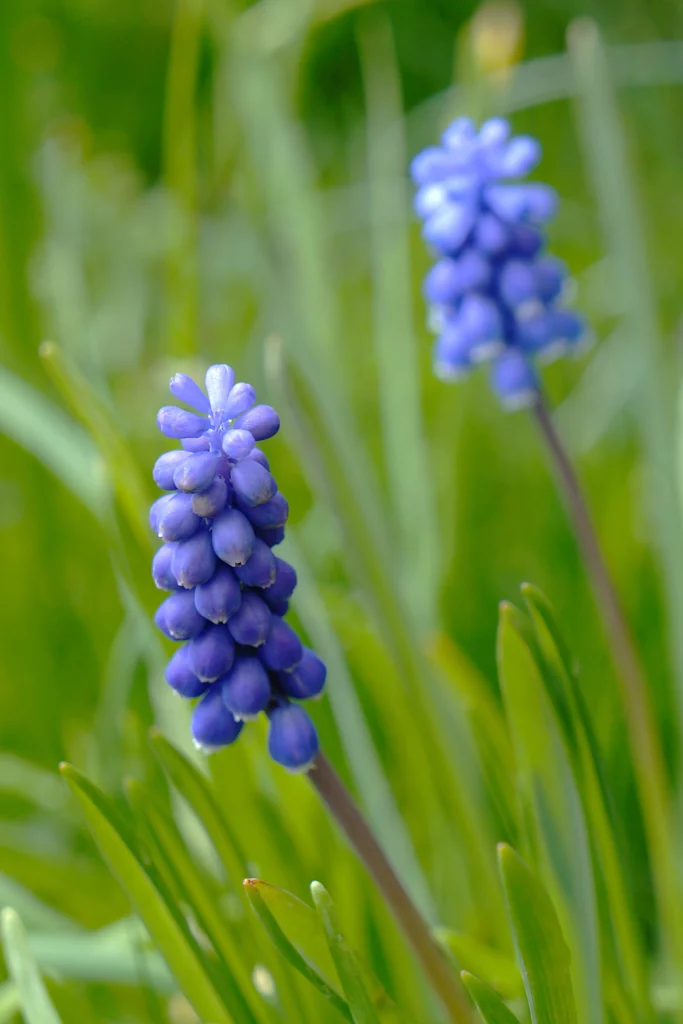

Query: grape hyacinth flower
411,116,587,409
151,366,327,772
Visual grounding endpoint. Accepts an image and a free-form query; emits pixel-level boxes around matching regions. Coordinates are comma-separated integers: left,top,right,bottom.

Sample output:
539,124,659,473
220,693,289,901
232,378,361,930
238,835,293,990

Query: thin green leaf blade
310,882,381,1024
435,930,520,1000
0,908,62,1024
60,764,233,1024
244,880,352,1023
460,972,522,1024
497,844,577,1024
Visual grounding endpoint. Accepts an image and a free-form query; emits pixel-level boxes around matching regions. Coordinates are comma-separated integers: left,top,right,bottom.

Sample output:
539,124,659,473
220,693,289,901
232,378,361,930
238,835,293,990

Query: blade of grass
356,10,439,629
60,764,234,1024
0,908,62,1024
497,845,577,1024
163,0,203,356
460,972,522,1024
566,20,683,982
244,881,353,1023
497,604,602,1024
311,882,382,1024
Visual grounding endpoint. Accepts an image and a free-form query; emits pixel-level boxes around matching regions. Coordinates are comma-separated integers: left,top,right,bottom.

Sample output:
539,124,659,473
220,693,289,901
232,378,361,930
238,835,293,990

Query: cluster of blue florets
411,117,586,409
150,365,326,772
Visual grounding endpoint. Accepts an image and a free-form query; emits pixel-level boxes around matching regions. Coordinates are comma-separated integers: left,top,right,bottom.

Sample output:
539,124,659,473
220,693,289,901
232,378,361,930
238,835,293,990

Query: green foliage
1,0,683,1021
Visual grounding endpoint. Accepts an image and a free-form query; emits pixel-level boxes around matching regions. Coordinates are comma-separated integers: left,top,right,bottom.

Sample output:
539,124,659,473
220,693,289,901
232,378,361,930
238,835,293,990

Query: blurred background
2,0,683,1019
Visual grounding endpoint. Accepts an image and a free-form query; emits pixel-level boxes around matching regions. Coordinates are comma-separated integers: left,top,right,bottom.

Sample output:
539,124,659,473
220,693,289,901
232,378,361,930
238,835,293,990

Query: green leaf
460,972,522,1024
357,10,439,629
520,584,651,1020
0,908,62,1024
39,341,150,550
244,880,352,1023
310,882,381,1024
0,363,109,519
149,729,247,887
497,604,601,1024
435,930,521,1000
0,981,21,1022
497,845,577,1024
60,764,233,1024
126,779,265,1024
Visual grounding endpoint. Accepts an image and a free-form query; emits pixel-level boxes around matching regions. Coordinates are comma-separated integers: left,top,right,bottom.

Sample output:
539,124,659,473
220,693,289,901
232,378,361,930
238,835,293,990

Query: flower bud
264,558,297,605
224,382,256,420
157,406,208,439
221,657,272,720
227,590,271,647
182,435,212,453
260,618,303,672
157,492,202,542
231,460,277,507
155,590,206,640
149,494,174,533
243,492,288,530
153,450,190,490
277,648,326,700
169,373,211,414
187,624,235,682
234,538,277,588
267,703,319,772
222,428,255,461
256,525,286,548
152,543,178,590
173,451,219,493
233,404,280,441
205,364,236,417
171,529,216,588
191,686,243,752
194,565,242,624
490,349,539,411
192,475,229,518
165,645,209,698
247,448,270,471
211,508,255,566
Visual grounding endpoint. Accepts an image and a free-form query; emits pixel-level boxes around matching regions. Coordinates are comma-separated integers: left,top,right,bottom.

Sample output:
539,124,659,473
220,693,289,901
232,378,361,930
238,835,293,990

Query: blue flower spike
150,365,326,772
410,117,587,409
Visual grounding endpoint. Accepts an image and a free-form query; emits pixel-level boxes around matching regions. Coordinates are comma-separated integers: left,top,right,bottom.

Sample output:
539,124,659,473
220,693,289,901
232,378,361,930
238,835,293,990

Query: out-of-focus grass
1,0,683,1019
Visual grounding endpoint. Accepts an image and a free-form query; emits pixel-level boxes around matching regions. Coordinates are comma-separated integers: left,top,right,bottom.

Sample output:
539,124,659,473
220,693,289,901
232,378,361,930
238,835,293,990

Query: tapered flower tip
169,373,211,414
433,322,475,382
156,492,202,543
423,200,476,256
224,382,257,420
153,450,190,491
152,543,178,590
277,648,327,700
222,428,255,461
205,364,236,416
260,617,303,672
493,135,541,178
233,404,280,442
441,116,476,151
182,435,211,453
458,294,504,361
191,686,243,753
194,564,242,624
187,623,235,682
490,349,539,411
234,538,277,588
192,475,229,518
171,529,216,589
165,644,210,699
212,508,256,567
155,589,206,640
231,460,277,508
149,494,174,533
227,589,272,647
221,656,272,721
173,451,219,493
243,492,289,530
247,447,270,471
263,558,297,605
267,703,319,773
157,406,208,439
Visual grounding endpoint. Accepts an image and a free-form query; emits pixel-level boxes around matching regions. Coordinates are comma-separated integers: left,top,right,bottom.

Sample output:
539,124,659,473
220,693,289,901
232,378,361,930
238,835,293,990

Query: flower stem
309,751,473,1023
532,394,683,967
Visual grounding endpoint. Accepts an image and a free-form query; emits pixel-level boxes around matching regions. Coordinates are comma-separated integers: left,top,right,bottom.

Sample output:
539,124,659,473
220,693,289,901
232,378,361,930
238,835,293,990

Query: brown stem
532,394,682,961
309,752,473,1023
